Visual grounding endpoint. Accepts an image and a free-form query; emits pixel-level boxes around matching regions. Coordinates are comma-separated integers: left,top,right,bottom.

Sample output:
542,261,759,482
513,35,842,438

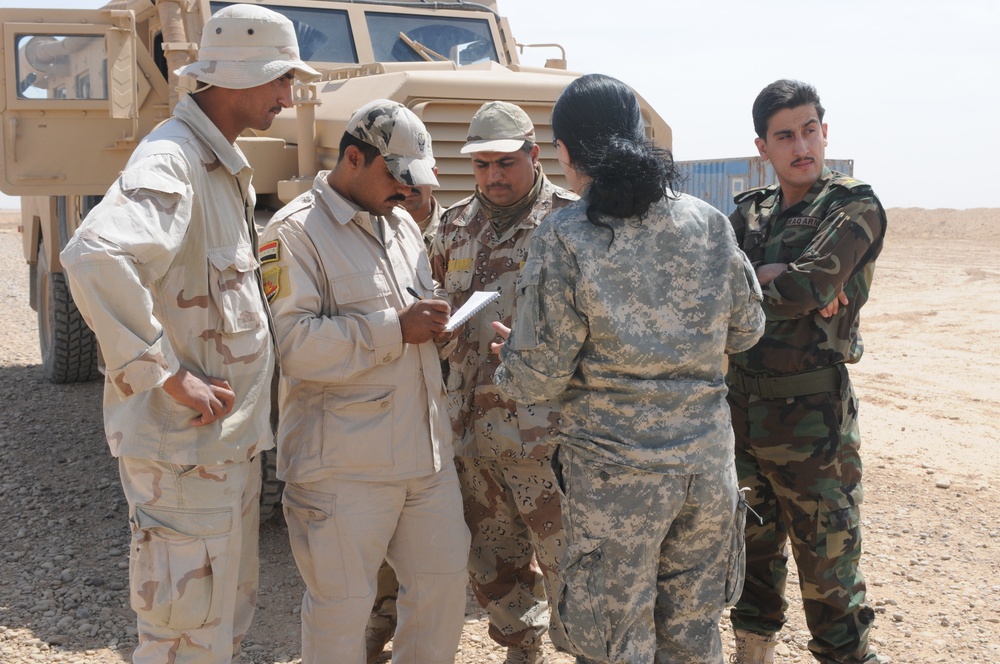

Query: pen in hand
406,286,424,301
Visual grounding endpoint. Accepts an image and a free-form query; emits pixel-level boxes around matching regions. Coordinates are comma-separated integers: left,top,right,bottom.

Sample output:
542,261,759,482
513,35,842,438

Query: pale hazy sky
2,0,997,210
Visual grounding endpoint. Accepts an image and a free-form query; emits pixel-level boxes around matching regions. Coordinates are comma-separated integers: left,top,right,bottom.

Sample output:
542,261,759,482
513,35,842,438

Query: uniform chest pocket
207,245,262,334
777,225,816,253
331,271,392,308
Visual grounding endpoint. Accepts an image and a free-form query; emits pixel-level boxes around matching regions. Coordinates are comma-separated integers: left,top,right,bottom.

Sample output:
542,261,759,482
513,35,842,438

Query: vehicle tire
259,448,284,524
36,243,101,383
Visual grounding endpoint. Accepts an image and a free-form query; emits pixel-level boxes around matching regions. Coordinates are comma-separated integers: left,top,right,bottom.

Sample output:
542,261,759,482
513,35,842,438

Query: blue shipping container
674,157,853,216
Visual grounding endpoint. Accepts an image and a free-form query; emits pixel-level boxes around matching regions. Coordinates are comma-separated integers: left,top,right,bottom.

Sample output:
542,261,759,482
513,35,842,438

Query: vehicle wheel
36,243,101,383
259,448,284,524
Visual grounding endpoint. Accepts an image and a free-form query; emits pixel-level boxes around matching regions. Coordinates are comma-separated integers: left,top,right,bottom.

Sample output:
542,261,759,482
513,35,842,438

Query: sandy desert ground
0,206,998,663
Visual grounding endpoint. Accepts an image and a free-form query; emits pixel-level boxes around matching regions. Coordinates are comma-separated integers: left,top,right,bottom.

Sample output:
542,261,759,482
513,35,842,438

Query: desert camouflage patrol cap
346,99,439,187
461,101,535,154
175,4,320,90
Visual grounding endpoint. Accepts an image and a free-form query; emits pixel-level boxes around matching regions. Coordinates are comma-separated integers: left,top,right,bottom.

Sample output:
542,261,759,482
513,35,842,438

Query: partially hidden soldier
428,101,576,664
726,79,887,664
59,5,319,663
261,99,470,664
365,161,443,661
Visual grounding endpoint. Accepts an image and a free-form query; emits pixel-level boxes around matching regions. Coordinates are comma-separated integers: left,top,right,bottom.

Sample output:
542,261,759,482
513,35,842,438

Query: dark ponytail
552,74,680,242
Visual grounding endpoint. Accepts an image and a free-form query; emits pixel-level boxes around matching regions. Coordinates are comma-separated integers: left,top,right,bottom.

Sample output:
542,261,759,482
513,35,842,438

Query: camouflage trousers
119,454,261,664
727,368,879,664
550,445,743,664
455,455,564,649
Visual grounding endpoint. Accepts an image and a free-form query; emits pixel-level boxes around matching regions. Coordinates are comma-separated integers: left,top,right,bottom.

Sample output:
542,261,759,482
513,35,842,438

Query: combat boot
365,622,394,664
730,629,777,664
505,644,546,664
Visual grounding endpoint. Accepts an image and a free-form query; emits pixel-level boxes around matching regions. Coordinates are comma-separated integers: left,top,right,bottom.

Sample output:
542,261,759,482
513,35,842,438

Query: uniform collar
174,95,251,176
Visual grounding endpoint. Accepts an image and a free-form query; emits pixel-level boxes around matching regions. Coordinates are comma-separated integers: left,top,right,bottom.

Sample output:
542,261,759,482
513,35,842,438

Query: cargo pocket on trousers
725,489,749,606
815,484,863,559
129,504,232,630
550,538,611,661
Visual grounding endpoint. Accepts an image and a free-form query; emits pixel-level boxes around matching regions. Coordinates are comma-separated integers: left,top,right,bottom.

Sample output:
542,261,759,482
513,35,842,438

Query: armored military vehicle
0,0,672,517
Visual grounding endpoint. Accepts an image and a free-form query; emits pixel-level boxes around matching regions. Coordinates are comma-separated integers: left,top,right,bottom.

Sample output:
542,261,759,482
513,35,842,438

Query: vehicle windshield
365,11,498,66
210,2,358,63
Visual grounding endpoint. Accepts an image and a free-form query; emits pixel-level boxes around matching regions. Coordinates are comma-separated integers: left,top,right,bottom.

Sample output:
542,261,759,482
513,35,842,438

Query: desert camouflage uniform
726,168,886,664
495,193,765,663
427,172,576,649
60,94,275,663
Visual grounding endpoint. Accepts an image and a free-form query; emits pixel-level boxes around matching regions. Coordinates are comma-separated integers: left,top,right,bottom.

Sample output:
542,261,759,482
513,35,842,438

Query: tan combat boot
730,629,777,664
505,644,546,664
365,622,394,664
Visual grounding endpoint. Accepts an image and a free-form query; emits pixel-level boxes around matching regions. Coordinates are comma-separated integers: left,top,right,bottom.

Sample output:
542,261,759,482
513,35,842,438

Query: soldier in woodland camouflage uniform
59,6,319,663
726,80,886,664
493,74,765,664
424,101,576,664
261,99,469,664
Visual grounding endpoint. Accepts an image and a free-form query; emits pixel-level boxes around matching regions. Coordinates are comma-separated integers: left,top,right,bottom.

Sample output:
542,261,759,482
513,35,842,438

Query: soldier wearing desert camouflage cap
260,99,470,664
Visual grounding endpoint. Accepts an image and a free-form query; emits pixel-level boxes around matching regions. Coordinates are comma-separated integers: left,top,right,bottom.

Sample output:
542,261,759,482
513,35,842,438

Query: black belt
727,365,841,399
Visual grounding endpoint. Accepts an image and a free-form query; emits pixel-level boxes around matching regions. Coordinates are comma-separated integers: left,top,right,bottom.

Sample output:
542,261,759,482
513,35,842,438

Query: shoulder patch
734,184,776,205
262,266,281,303
830,175,873,193
259,239,280,264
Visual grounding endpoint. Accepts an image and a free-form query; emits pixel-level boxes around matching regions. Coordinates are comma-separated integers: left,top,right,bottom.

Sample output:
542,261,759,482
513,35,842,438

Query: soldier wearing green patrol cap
260,99,469,664
412,100,577,664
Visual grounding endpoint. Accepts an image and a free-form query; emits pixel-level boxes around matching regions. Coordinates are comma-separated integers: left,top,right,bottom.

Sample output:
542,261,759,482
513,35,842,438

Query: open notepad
445,291,500,333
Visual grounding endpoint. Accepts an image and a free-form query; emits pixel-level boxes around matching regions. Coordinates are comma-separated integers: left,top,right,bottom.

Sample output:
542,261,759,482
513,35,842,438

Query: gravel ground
2,210,1000,663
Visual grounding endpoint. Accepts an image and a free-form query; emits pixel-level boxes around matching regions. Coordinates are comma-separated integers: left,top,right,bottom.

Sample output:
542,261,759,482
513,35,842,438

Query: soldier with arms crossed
726,79,887,664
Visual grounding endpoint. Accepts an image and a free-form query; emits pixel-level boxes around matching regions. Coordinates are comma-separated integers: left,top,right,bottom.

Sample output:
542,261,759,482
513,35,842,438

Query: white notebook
445,291,500,332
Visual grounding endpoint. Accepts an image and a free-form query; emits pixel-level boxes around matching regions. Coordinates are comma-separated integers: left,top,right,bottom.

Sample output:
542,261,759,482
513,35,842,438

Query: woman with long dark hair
492,74,765,663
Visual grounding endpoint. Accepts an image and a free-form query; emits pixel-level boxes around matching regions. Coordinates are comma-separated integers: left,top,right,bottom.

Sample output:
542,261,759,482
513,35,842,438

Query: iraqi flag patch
260,239,280,264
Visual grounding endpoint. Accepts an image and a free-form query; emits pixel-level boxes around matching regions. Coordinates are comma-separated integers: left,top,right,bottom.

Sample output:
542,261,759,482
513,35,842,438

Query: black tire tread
44,271,101,383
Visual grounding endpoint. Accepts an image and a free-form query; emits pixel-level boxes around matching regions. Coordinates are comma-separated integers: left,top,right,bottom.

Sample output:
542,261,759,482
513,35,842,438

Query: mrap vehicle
0,0,672,518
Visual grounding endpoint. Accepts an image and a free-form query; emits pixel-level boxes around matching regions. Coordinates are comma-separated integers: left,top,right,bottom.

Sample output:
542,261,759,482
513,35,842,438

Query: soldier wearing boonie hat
259,99,469,663
58,5,322,664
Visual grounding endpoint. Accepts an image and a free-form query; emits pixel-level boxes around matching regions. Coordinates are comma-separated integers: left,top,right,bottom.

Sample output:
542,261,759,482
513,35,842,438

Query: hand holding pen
399,286,451,344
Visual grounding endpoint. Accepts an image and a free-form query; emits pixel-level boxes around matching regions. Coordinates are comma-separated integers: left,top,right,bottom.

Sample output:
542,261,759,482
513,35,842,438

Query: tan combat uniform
61,93,275,663
262,172,470,664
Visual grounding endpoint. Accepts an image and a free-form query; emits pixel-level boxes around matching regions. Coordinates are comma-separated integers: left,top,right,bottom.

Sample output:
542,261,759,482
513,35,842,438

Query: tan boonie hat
347,99,439,187
461,101,535,154
175,4,320,89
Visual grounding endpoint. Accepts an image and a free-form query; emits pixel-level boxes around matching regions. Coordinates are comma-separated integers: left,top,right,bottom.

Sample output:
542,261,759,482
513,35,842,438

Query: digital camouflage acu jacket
728,168,887,375
495,194,764,473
